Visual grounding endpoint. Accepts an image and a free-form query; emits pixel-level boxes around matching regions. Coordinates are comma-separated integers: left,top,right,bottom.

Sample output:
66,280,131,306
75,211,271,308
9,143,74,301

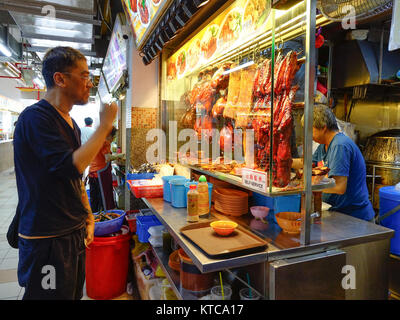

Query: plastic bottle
187,185,199,222
197,175,210,218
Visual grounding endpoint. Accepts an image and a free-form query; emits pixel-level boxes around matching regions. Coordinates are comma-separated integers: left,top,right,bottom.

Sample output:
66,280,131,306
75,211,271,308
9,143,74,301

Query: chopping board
180,221,268,258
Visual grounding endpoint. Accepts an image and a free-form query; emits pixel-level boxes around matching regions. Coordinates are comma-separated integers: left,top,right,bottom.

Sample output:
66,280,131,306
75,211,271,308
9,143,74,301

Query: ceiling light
0,42,12,57
222,61,255,75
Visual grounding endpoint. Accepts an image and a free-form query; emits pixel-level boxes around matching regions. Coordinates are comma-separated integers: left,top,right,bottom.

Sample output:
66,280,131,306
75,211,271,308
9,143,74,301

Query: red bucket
85,228,131,300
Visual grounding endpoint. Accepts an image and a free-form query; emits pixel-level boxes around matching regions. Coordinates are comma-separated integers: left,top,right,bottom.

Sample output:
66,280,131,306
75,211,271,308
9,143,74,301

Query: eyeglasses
62,72,94,84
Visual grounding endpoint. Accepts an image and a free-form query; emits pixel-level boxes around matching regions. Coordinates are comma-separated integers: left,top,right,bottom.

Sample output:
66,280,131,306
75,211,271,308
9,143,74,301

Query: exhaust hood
331,40,400,89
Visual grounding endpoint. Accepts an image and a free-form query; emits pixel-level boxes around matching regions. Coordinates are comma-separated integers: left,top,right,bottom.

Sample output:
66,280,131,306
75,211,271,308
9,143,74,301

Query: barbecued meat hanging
251,50,301,187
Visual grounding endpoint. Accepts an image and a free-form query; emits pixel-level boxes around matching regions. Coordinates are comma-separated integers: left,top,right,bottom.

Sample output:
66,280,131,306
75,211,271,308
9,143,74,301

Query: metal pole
124,35,134,211
269,9,276,193
301,0,316,245
327,40,333,104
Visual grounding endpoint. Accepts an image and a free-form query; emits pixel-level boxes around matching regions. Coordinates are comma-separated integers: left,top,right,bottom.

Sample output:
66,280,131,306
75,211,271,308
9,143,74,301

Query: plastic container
136,215,162,243
134,260,159,300
170,178,190,208
139,208,153,216
379,186,400,255
131,184,163,198
178,248,215,292
253,193,301,222
162,175,186,202
127,173,156,180
185,181,213,209
148,225,165,237
239,287,261,300
93,210,126,236
85,227,131,299
210,285,232,300
197,176,210,217
125,210,140,233
149,236,163,248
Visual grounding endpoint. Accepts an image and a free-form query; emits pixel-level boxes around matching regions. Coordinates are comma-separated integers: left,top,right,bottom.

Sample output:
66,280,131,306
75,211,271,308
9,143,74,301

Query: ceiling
0,0,124,98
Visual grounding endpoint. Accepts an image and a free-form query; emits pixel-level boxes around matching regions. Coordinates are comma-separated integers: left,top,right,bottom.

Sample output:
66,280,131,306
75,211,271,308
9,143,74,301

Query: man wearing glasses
12,46,118,299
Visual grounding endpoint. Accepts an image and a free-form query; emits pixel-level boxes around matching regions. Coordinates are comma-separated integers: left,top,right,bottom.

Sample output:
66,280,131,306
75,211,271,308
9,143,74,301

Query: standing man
293,104,374,222
80,117,95,145
13,46,118,299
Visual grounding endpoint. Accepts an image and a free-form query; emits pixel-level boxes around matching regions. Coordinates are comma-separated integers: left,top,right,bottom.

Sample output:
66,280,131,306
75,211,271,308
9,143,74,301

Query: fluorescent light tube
0,42,12,57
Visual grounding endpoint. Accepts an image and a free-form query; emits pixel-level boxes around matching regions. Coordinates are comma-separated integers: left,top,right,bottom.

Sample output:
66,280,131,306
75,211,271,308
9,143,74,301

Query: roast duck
180,50,301,188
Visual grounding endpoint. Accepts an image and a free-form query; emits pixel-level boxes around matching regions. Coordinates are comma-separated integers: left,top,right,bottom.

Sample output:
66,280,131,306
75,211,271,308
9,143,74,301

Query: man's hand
99,102,118,132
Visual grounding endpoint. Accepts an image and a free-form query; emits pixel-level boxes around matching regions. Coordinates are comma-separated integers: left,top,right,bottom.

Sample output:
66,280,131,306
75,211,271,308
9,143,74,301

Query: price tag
241,168,269,193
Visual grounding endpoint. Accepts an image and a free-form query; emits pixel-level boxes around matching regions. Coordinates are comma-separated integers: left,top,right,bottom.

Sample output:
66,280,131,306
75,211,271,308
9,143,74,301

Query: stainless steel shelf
186,164,336,197
151,246,183,300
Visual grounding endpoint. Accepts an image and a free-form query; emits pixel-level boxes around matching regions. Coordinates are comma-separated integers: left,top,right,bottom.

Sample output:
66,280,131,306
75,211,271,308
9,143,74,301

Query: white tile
0,258,18,270
5,249,18,259
0,241,11,250
0,248,9,260
17,287,24,300
0,282,22,299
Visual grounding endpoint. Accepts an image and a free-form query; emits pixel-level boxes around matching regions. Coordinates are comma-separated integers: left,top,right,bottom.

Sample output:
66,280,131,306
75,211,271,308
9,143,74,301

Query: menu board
102,14,128,93
122,0,168,48
167,0,271,80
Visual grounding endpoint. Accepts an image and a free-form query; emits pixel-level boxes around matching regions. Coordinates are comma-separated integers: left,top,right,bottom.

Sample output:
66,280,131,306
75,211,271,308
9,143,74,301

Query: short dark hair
42,47,86,89
84,117,93,126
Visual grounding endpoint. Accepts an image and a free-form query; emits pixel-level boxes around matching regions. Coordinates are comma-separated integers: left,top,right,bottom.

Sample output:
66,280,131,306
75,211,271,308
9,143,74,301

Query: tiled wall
130,107,159,169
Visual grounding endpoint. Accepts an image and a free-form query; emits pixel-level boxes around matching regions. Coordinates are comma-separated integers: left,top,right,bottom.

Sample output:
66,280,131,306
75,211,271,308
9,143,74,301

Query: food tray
180,221,268,258
127,180,163,198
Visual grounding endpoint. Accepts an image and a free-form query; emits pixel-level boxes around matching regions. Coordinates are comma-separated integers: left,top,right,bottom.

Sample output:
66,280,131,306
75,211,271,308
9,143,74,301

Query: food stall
121,0,396,300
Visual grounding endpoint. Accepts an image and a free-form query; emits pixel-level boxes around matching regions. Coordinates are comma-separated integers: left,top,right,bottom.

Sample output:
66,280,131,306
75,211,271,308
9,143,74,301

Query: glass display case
161,0,333,195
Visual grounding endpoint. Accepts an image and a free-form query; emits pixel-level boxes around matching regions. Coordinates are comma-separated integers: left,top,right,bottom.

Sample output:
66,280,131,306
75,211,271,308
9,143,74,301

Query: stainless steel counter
144,197,394,273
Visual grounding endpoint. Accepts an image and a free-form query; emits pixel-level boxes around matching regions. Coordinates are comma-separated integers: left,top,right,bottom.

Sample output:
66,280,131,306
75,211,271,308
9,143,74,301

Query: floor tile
0,269,18,283
0,282,22,299
0,258,18,270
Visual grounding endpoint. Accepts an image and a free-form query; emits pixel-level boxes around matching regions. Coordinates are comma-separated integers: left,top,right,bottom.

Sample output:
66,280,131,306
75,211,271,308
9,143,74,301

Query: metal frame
301,0,316,245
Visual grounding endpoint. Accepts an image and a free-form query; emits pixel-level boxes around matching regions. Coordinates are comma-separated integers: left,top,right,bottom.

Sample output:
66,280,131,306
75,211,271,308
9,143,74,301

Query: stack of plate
214,188,249,216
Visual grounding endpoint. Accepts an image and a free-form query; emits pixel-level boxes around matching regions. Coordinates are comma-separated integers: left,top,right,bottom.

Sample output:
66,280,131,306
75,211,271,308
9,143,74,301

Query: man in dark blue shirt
294,104,374,221
13,47,117,299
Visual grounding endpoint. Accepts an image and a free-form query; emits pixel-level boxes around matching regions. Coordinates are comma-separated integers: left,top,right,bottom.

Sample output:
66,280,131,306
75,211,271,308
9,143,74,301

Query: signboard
102,13,128,94
167,0,271,80
242,168,269,193
121,0,169,49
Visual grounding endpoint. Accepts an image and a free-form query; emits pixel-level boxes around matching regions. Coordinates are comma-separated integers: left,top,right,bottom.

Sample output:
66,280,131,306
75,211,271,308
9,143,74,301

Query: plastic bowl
93,210,126,236
276,212,301,234
250,206,270,219
210,221,238,236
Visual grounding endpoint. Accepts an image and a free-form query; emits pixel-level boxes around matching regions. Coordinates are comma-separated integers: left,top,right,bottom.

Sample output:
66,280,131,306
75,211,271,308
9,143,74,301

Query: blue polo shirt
14,99,88,237
312,132,374,221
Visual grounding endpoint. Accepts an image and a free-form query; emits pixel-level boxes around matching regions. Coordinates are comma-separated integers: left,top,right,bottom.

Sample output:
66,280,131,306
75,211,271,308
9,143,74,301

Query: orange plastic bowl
276,212,301,234
210,220,238,236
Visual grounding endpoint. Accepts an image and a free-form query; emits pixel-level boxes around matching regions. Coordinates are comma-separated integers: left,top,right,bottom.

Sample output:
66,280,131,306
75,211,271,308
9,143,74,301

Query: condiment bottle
187,185,199,222
197,175,210,218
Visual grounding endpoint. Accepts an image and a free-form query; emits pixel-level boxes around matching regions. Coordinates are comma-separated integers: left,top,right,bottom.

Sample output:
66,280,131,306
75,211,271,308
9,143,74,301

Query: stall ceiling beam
22,32,94,44
26,46,97,57
1,0,96,15
0,3,102,26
